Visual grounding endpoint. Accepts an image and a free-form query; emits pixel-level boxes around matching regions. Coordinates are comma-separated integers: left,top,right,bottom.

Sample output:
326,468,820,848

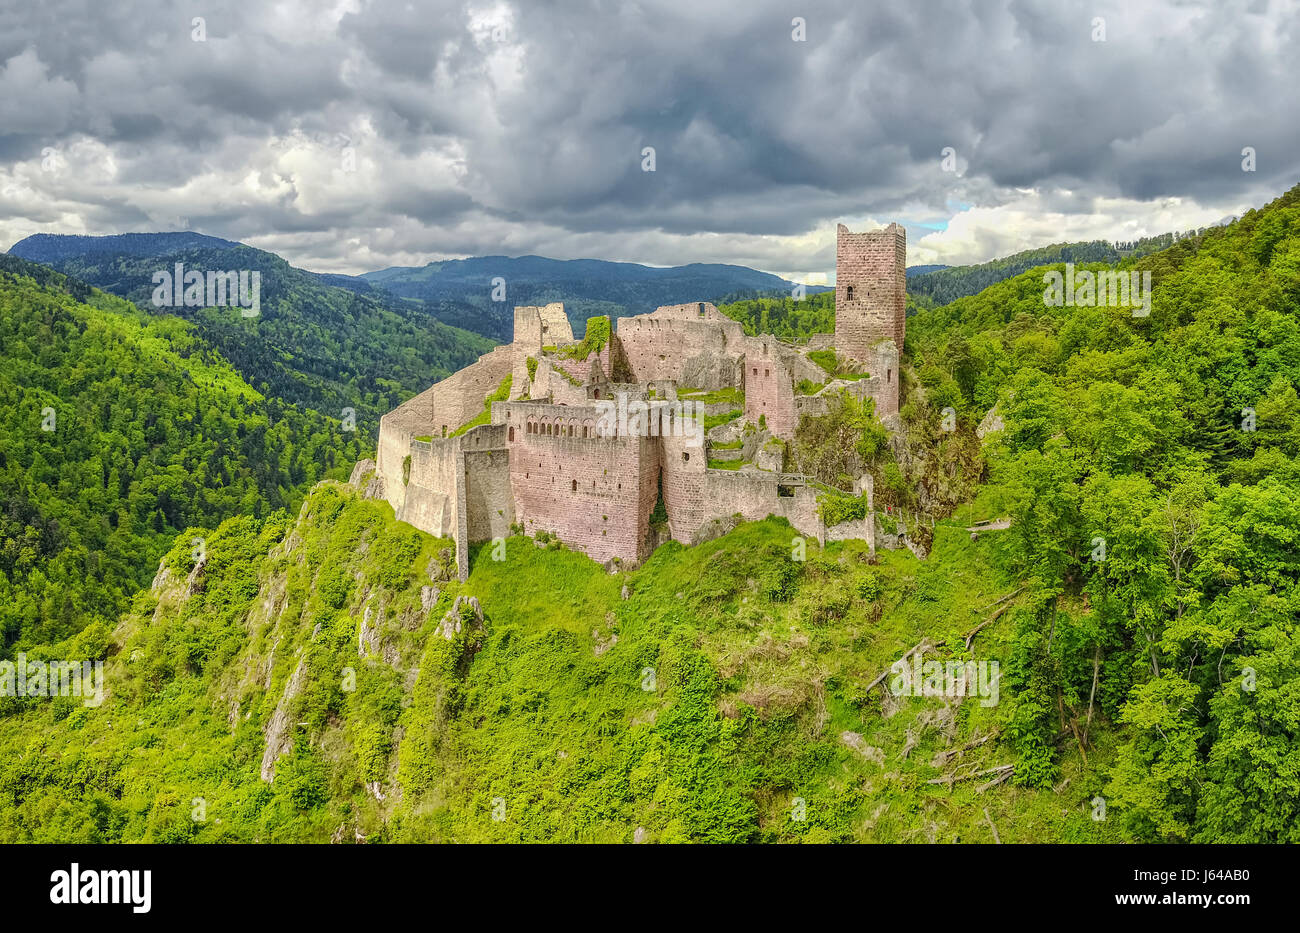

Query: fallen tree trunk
864,639,931,693
964,603,1015,651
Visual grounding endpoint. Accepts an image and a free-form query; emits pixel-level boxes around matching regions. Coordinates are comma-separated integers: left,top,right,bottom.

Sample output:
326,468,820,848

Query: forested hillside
1,185,1296,844
903,185,1300,840
907,231,1210,307
0,480,1116,843
0,257,365,651
7,238,493,431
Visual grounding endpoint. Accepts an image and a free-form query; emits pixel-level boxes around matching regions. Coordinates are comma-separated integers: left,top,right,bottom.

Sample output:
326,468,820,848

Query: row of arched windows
524,418,603,438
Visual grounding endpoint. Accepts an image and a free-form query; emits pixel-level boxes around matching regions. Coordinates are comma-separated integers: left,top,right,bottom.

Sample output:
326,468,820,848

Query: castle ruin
367,223,906,579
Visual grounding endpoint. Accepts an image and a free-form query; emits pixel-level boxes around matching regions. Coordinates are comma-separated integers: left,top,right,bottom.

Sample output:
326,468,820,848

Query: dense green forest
904,186,1300,839
0,185,1296,844
0,256,366,650
907,231,1208,307
9,242,493,432
0,481,1096,842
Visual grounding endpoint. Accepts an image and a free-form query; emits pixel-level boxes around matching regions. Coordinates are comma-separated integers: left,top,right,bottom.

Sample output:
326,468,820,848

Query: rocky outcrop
349,458,386,499
260,657,307,781
977,404,1004,440
436,594,483,640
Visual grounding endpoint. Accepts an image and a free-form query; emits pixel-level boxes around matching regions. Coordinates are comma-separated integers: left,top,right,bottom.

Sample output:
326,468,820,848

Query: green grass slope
0,480,1122,843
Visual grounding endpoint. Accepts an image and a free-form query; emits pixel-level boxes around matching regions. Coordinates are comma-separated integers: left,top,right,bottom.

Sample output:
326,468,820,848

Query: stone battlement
371,222,905,577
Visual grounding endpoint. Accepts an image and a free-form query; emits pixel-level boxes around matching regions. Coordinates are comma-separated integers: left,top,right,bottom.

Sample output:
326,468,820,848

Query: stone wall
463,427,514,546
401,437,458,537
743,337,797,439
615,302,746,388
376,343,513,510
513,302,573,349
507,421,659,565
863,339,901,418
835,223,906,362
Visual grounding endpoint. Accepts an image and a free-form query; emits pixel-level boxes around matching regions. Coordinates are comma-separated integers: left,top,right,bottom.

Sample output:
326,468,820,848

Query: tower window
571,480,577,492
846,286,854,301
887,369,892,383
698,302,705,316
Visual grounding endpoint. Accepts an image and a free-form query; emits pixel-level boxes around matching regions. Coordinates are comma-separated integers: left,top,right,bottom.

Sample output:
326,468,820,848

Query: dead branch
1084,644,1101,744
973,586,1026,615
983,807,1002,844
964,603,1015,651
931,730,997,768
927,762,1014,789
864,639,931,693
976,767,1016,794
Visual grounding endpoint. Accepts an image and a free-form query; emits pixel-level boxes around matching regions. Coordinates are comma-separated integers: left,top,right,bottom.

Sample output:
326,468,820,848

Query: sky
1,0,1298,281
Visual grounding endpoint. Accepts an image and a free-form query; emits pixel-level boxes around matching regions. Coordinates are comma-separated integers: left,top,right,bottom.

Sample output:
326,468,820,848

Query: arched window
571,480,577,492
508,427,515,441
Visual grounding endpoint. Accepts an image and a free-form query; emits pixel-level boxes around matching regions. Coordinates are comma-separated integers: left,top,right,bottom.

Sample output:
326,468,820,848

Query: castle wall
513,302,573,349
864,340,901,418
507,424,659,565
743,337,797,440
663,464,825,545
376,343,513,511
615,302,746,389
460,424,513,554
401,438,458,537
835,223,906,362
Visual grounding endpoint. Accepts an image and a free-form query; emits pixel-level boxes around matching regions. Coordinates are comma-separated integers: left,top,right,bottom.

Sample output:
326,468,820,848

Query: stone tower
834,222,906,363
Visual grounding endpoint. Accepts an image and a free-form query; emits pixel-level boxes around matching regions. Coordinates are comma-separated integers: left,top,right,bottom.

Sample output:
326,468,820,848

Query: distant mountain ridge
359,254,831,339
6,235,492,429
10,232,240,263
906,228,1218,306
8,233,833,341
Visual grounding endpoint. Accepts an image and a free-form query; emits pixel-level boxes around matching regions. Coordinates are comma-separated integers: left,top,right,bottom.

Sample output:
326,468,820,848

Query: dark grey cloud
1,0,1297,274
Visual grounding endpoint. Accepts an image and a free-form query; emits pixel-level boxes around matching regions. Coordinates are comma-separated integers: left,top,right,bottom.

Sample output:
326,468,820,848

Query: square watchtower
834,223,906,363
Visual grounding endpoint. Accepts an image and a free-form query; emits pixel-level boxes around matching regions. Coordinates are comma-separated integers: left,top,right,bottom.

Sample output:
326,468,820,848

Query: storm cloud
1,0,1297,277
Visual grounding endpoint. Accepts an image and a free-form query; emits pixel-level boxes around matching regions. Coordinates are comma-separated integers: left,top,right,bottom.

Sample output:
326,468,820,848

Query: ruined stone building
365,223,907,579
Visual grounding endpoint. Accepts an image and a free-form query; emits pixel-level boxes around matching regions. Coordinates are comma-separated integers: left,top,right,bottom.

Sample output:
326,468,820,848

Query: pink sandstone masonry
835,222,906,363
368,221,906,577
